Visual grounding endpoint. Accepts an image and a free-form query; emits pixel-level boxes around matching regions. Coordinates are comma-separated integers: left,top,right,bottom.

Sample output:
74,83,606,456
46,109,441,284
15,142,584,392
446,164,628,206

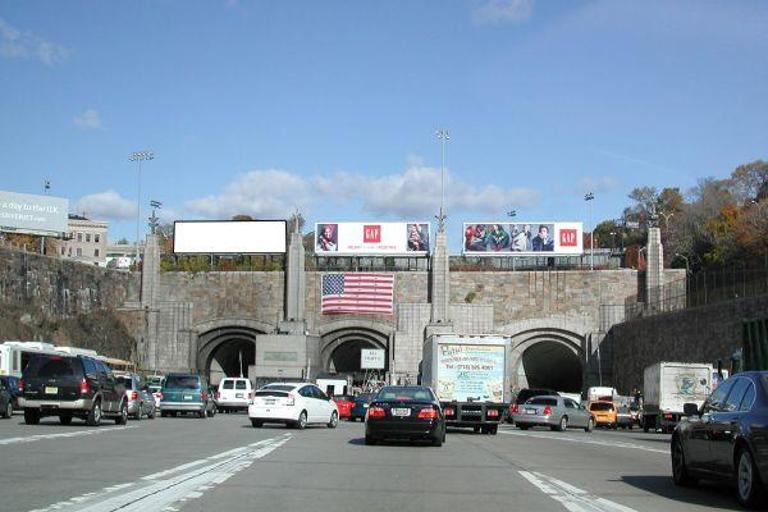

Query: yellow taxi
588,401,617,428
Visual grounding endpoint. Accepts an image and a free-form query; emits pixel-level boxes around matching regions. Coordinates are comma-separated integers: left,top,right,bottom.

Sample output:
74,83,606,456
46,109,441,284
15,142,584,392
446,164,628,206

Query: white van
217,378,253,412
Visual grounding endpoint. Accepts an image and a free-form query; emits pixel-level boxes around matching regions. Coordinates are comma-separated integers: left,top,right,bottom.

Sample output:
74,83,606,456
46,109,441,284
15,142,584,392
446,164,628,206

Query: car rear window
222,380,234,389
24,355,82,378
165,375,200,389
254,391,289,397
262,384,295,392
516,389,555,403
376,387,433,402
590,402,614,411
117,376,134,389
235,381,248,390
527,397,558,406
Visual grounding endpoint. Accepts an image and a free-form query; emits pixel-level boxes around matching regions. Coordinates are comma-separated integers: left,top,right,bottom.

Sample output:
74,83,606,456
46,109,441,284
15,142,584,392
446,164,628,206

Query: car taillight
444,407,455,417
156,392,163,400
368,406,386,418
18,378,25,393
131,391,139,401
285,393,296,406
201,391,207,401
215,392,220,400
664,413,673,420
417,407,439,420
510,404,519,414
543,405,552,416
487,409,499,418
79,378,90,395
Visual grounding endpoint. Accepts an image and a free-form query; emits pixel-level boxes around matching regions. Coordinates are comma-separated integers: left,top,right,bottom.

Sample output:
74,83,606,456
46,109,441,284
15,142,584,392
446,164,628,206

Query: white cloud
73,109,103,130
185,164,538,221
473,0,534,25
75,190,137,220
0,17,69,66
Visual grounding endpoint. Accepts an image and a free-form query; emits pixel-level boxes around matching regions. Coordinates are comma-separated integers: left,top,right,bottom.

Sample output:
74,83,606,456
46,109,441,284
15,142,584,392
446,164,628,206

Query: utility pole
585,192,595,270
129,150,154,266
435,129,450,233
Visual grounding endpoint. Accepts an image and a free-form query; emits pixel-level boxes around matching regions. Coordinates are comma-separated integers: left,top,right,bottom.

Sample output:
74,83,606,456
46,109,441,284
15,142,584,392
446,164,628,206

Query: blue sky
1,0,766,250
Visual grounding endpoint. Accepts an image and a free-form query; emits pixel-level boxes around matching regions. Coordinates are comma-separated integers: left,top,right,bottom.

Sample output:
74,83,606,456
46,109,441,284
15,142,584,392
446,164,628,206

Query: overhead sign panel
315,222,430,255
173,220,287,254
360,348,386,369
0,190,69,234
463,222,583,256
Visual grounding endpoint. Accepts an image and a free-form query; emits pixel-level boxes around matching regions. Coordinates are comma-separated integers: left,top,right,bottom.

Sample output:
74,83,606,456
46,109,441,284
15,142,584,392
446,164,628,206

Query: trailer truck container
642,361,712,433
421,334,510,434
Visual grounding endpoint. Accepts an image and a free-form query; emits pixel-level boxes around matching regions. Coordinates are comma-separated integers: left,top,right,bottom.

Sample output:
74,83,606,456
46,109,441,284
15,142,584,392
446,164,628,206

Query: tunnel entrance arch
318,321,393,387
195,319,272,386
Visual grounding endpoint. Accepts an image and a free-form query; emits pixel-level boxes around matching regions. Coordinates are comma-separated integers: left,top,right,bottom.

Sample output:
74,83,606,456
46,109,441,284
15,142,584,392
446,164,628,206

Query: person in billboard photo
532,224,555,252
464,224,487,252
407,223,429,252
316,223,338,252
487,224,510,251
511,224,532,252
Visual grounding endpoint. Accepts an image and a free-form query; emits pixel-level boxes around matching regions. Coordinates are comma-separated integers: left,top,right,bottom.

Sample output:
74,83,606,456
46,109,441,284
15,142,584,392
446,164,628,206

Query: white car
217,378,253,412
248,382,339,429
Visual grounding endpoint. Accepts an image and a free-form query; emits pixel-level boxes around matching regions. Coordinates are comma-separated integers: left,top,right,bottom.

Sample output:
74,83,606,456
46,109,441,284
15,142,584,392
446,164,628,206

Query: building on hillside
59,214,108,267
106,242,142,270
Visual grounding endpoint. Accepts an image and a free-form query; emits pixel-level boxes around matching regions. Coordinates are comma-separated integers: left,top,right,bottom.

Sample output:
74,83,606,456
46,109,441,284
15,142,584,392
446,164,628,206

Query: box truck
642,362,712,433
421,334,510,434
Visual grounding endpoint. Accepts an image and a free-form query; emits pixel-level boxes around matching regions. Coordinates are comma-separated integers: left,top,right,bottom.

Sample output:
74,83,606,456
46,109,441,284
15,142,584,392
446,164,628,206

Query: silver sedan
511,396,594,432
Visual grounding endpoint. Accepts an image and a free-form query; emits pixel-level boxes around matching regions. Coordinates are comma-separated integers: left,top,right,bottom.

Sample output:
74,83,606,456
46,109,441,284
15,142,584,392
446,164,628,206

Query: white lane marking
28,434,291,512
499,429,668,454
520,471,638,512
0,426,137,446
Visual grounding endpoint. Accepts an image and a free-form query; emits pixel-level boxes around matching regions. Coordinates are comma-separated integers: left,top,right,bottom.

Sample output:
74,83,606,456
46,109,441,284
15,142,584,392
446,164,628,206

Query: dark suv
19,354,128,426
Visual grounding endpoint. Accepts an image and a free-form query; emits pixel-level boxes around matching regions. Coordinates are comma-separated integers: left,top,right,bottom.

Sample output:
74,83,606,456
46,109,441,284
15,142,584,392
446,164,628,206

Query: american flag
321,273,395,315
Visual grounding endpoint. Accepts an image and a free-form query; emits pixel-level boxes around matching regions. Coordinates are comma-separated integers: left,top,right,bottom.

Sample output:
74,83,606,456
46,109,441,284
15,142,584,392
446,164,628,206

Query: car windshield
590,402,614,411
24,356,81,378
165,375,200,389
527,397,558,406
376,387,433,402
117,376,133,389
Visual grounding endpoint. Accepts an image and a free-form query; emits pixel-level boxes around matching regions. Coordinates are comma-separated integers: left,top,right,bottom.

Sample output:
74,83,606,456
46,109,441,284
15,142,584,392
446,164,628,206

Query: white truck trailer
642,361,712,433
421,334,511,434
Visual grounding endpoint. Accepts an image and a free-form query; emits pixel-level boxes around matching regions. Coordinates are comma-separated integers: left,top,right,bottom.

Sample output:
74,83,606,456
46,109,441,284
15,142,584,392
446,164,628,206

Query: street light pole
129,151,154,265
585,192,595,270
435,129,449,233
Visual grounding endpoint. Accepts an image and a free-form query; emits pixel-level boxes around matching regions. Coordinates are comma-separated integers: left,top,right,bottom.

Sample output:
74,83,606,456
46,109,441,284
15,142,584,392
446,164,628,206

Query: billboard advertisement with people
315,222,430,255
462,222,583,256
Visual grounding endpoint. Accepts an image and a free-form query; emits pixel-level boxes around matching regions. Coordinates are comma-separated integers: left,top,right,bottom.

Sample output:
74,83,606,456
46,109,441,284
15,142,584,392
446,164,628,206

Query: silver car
511,395,594,432
115,373,156,420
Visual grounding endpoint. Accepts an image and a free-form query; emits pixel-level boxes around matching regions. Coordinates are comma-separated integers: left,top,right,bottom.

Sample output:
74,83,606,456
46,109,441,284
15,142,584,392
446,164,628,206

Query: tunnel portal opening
521,341,582,393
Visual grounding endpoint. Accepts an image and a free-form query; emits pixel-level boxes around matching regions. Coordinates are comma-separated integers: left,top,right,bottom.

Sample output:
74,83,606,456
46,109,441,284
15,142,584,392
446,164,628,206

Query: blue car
350,393,376,422
0,376,21,411
160,373,216,418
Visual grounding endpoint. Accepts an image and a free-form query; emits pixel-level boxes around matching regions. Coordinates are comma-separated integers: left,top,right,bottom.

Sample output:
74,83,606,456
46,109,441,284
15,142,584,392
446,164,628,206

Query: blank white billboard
173,220,287,254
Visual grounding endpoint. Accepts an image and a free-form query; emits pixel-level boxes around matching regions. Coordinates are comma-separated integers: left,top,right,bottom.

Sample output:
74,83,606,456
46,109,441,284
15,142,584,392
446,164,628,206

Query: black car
0,378,13,418
0,376,21,411
672,371,768,508
365,386,446,447
19,354,128,426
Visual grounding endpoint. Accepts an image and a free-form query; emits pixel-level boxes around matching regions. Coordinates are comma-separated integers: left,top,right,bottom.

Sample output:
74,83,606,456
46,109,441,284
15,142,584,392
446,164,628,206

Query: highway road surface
0,413,745,512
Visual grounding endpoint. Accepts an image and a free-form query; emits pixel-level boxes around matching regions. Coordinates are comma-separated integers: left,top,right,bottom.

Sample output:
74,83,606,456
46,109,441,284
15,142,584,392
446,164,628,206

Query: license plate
45,386,58,395
235,393,244,398
183,394,193,401
392,408,410,417
363,403,369,408
265,399,275,405
525,408,537,415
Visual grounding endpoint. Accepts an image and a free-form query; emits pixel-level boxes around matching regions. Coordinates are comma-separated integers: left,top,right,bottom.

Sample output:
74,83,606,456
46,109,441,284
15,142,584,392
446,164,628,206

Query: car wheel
365,435,377,445
24,408,40,425
517,424,529,430
161,411,168,418
251,419,263,428
114,401,128,425
199,408,208,419
737,447,765,508
148,407,156,420
328,411,339,429
585,417,594,433
432,435,443,447
489,425,498,435
558,416,568,432
296,411,308,430
671,437,697,487
59,414,72,425
473,426,481,434
3,401,12,419
86,401,102,426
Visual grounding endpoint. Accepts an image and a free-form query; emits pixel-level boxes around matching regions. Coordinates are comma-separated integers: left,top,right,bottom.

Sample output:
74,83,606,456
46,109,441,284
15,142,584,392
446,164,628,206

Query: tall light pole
129,150,154,265
585,192,595,270
507,209,517,219
435,129,449,233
